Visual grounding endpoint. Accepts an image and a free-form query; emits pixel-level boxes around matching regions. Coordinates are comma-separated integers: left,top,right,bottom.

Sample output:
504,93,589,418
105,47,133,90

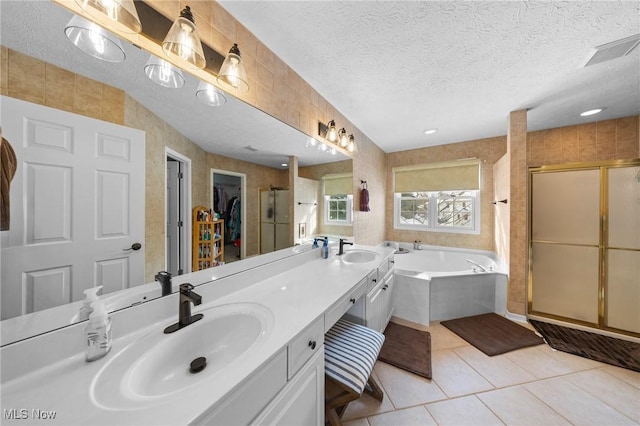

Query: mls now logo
4,408,57,420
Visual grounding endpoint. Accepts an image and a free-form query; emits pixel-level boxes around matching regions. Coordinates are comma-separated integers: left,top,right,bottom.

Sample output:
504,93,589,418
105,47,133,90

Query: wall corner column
508,110,528,315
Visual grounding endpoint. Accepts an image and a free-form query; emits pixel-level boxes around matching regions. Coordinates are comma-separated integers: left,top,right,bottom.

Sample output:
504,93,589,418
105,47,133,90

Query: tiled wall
385,136,507,251
1,47,124,125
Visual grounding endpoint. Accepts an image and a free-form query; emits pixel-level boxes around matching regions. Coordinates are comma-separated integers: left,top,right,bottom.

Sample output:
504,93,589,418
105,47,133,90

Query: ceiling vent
584,33,640,67
243,145,259,152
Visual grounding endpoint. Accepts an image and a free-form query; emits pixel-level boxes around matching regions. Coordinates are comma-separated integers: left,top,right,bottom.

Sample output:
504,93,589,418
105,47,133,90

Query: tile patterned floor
341,319,640,426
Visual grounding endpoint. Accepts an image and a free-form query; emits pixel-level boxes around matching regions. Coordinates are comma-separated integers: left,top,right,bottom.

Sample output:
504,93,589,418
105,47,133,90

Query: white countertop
0,245,393,425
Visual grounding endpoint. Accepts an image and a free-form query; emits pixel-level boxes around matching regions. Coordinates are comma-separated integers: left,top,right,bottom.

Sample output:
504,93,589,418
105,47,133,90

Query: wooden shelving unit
192,206,224,271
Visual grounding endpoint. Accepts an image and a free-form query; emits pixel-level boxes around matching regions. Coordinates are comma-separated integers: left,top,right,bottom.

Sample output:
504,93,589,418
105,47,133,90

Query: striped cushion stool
324,319,385,426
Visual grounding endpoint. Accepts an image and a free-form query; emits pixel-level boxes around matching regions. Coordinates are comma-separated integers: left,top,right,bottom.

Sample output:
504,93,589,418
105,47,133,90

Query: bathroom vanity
0,245,394,425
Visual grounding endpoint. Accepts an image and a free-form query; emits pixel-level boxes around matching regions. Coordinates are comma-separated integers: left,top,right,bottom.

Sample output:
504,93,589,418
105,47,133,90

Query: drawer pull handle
390,260,395,264
308,340,317,350
372,279,377,283
383,285,389,290
350,298,356,304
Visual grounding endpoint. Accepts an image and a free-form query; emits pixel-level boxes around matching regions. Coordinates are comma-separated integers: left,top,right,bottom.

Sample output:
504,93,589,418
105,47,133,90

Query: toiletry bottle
78,286,103,321
321,238,329,259
312,238,318,249
85,300,112,362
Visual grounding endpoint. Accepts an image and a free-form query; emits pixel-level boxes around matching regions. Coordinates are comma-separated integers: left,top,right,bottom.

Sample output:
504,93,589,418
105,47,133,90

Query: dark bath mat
530,319,640,372
378,322,432,379
441,313,544,356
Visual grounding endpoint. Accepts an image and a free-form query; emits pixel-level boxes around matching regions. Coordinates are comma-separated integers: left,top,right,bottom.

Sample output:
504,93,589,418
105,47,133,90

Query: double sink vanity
1,244,395,425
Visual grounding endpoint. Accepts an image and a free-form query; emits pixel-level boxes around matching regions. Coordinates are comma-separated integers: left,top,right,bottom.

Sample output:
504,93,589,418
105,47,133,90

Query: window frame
394,190,480,234
324,194,353,226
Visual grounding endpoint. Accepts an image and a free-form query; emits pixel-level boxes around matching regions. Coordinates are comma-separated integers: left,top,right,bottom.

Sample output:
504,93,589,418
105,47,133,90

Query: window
325,194,353,225
394,190,479,234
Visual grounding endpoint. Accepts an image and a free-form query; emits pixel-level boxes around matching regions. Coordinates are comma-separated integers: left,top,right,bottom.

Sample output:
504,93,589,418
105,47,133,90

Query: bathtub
390,244,507,326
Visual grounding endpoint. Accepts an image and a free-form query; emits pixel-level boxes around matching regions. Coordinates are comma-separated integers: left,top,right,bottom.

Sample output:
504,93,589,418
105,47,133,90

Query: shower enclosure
260,188,291,254
528,160,640,337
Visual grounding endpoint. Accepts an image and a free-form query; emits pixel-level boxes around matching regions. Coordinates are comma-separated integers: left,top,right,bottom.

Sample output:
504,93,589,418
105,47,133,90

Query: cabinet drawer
367,270,379,292
288,317,324,379
324,278,367,332
377,258,390,280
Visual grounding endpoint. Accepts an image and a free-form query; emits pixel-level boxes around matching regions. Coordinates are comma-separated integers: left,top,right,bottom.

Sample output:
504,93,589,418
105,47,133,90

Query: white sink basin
341,249,380,264
90,303,273,409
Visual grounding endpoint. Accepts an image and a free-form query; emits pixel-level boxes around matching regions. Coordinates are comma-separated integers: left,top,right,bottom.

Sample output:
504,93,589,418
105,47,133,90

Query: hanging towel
360,181,370,212
1,137,18,231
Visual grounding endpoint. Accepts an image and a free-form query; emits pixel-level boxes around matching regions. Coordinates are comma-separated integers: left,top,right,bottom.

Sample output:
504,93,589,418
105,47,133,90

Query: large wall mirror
0,0,351,345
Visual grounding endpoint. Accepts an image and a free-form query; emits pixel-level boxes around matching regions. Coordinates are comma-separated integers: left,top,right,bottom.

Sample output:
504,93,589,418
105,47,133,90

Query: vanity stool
324,319,385,426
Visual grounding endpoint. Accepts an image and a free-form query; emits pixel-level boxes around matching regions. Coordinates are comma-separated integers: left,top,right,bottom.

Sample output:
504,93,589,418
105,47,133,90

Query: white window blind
323,173,353,195
393,159,480,192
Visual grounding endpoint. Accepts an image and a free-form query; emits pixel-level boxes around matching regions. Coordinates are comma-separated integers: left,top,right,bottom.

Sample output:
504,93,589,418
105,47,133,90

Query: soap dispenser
312,238,319,249
321,237,329,259
85,300,112,362
79,286,103,321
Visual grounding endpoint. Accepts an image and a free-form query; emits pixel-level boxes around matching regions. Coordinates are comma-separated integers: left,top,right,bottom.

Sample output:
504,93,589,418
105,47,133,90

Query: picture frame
298,222,307,239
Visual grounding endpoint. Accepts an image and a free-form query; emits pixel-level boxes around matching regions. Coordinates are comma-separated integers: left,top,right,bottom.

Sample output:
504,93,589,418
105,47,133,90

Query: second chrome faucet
164,283,203,334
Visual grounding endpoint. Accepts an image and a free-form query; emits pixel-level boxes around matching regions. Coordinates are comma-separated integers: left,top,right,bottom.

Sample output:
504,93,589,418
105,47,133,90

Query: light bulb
326,120,337,142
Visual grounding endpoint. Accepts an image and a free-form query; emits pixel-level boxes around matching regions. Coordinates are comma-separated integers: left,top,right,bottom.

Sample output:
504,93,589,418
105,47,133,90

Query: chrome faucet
164,283,203,334
466,259,487,272
338,238,354,255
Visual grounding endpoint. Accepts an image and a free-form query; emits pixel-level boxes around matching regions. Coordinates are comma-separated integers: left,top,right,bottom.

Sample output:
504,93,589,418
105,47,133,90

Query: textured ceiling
0,1,348,168
219,1,640,152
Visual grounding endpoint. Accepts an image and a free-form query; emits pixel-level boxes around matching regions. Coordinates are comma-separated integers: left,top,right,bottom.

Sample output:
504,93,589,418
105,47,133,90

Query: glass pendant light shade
64,15,125,62
217,44,249,94
348,135,356,152
338,128,348,147
144,55,185,89
196,81,227,106
162,6,206,70
74,0,142,34
326,120,337,142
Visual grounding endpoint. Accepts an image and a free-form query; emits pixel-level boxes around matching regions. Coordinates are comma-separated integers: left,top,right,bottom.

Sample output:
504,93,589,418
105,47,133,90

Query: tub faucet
466,259,487,272
338,238,354,255
164,283,203,334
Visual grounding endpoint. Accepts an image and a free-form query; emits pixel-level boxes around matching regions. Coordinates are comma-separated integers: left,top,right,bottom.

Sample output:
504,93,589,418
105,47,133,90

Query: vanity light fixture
338,128,348,147
74,0,142,34
196,81,227,106
318,120,338,143
144,55,185,89
64,15,126,62
162,6,206,70
217,44,249,94
423,128,438,135
347,134,356,152
580,107,607,117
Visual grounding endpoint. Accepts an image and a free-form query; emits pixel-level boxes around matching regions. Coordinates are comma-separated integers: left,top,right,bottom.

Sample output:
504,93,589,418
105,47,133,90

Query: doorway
166,149,191,275
212,170,246,262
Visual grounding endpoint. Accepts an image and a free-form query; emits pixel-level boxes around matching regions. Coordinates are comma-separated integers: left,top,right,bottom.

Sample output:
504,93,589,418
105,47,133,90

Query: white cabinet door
253,348,324,426
366,283,385,333
382,273,395,329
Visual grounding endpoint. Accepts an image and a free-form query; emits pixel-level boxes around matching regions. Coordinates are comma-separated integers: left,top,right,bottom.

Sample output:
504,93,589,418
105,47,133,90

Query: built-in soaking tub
391,244,508,326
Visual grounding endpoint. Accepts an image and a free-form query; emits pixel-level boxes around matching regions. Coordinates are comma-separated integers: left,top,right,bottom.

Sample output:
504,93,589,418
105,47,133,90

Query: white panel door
1,96,145,319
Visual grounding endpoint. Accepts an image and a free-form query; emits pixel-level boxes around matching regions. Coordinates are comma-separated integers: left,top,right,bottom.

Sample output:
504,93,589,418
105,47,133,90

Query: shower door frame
527,158,640,339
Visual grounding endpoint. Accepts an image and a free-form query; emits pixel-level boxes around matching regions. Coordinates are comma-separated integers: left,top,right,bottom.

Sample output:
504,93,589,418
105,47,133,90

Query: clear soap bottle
85,300,112,362
78,286,102,321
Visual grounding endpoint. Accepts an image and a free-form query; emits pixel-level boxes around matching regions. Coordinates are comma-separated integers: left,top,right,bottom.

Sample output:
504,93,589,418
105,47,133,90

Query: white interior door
1,96,145,319
166,159,181,275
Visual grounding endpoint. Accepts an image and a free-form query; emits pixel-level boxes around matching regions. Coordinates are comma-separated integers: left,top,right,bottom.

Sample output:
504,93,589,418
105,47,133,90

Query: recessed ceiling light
423,128,438,135
281,163,288,167
580,107,607,117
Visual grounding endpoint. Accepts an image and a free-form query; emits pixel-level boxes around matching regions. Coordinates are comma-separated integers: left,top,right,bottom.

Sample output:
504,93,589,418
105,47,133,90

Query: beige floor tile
454,346,537,388
535,344,604,371
566,368,640,423
431,349,494,398
343,418,370,426
601,365,640,389
426,323,469,351
367,406,437,426
372,361,447,409
525,376,638,425
504,346,575,379
477,386,571,425
426,395,504,425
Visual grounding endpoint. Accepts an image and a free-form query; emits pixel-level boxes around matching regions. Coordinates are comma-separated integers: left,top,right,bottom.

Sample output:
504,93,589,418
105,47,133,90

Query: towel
360,183,370,212
1,137,18,231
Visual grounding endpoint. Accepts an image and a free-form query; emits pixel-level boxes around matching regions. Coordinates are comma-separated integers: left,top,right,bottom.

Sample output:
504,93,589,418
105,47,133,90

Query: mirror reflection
0,0,351,345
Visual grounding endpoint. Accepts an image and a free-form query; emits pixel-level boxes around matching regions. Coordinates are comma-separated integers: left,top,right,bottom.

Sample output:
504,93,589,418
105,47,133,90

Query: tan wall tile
8,49,45,104
44,63,75,113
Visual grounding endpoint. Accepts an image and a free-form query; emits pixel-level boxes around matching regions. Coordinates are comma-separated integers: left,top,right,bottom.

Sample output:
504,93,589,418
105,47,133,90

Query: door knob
123,242,142,252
